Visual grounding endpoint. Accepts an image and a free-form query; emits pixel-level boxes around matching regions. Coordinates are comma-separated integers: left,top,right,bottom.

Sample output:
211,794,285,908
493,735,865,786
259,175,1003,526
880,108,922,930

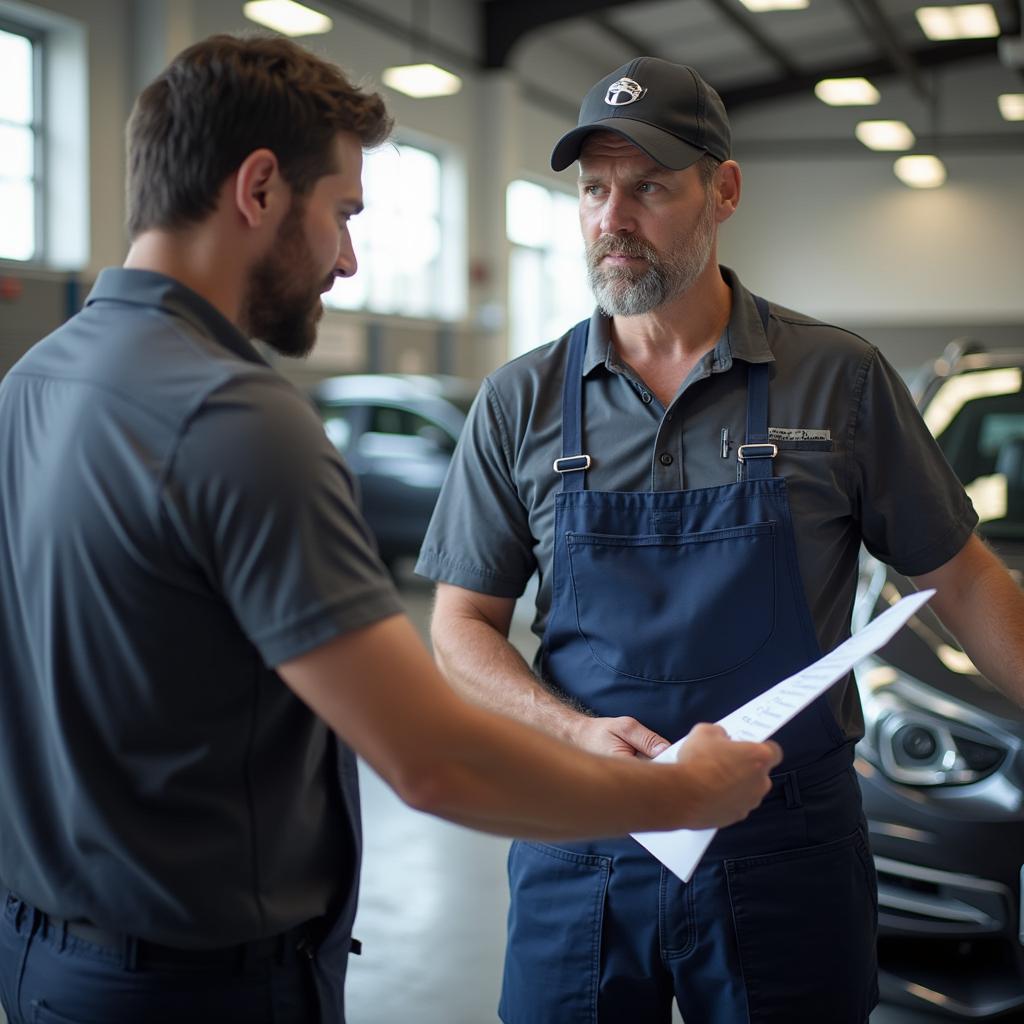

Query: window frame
0,14,45,264
505,176,592,359
323,134,463,322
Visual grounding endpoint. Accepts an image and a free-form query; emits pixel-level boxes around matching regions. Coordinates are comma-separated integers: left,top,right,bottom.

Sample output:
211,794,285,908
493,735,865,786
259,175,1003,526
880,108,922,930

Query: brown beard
243,198,329,358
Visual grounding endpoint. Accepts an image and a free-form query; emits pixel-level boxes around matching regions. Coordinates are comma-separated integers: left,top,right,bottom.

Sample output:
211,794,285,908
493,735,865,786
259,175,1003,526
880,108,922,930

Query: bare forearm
429,585,672,759
915,535,1024,706
280,616,777,839
411,700,686,838
431,611,587,745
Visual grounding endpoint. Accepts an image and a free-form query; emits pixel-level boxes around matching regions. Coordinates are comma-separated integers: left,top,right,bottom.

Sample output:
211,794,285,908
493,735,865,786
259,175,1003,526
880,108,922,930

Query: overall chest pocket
565,522,777,682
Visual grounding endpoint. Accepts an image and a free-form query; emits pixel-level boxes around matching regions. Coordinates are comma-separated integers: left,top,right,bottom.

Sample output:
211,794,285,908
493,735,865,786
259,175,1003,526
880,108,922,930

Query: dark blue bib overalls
499,306,878,1024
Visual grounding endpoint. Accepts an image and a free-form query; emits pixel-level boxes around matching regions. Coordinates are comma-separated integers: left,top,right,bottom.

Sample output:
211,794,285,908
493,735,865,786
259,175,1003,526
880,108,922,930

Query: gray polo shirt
416,267,977,739
0,269,403,946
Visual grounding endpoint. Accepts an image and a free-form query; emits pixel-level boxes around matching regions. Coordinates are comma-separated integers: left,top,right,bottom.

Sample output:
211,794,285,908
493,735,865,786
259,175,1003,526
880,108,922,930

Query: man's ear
714,160,741,224
234,148,286,229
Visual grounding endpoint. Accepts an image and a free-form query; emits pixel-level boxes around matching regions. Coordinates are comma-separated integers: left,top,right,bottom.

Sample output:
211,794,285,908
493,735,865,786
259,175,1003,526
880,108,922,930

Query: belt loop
784,771,802,810
59,919,68,953
15,907,40,1010
122,934,139,972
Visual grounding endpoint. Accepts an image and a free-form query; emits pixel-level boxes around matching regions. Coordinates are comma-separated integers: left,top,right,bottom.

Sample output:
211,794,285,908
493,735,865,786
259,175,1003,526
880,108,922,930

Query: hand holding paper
631,589,935,882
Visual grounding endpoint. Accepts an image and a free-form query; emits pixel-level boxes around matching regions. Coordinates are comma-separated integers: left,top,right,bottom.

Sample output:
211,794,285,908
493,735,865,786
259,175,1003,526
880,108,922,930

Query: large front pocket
566,522,776,682
499,841,610,1024
725,828,879,1023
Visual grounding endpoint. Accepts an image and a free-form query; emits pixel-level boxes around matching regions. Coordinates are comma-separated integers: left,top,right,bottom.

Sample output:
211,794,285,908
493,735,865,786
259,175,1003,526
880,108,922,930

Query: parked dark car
854,341,1024,1019
312,374,476,567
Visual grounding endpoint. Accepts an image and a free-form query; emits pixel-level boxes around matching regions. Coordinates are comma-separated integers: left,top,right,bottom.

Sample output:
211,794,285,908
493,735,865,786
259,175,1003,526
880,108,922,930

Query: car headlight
857,664,1007,786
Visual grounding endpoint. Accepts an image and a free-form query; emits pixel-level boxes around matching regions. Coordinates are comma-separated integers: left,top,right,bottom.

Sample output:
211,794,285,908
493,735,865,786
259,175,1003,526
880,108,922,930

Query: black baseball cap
551,57,731,172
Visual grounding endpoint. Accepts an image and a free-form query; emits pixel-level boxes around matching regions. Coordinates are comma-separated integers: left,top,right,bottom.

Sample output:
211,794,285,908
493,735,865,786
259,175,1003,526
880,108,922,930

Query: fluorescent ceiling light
382,63,462,98
998,93,1024,121
243,1,332,36
814,77,880,105
894,154,947,188
855,120,916,151
915,4,1000,40
738,0,809,10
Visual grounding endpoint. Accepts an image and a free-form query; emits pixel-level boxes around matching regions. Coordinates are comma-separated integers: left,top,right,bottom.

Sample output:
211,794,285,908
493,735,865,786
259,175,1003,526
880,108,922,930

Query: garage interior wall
0,0,1022,381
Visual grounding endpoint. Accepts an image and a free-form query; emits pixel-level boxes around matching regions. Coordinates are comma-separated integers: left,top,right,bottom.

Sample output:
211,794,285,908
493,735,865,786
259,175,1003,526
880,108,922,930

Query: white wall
720,151,1024,322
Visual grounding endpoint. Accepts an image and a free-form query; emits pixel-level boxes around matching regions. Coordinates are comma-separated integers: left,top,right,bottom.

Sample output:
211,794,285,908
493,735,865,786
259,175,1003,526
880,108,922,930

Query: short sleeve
415,379,536,597
851,348,978,576
163,376,403,667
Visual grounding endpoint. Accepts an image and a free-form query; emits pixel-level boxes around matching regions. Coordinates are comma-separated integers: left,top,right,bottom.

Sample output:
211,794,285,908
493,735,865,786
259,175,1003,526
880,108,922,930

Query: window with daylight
506,179,592,359
324,141,464,320
0,23,40,262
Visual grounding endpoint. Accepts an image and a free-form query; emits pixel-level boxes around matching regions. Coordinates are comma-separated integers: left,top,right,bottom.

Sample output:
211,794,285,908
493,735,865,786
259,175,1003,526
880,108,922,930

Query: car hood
868,537,1024,727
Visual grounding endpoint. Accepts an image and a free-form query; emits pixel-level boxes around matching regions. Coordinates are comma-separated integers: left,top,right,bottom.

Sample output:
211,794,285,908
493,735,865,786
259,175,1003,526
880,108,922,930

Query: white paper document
630,588,934,882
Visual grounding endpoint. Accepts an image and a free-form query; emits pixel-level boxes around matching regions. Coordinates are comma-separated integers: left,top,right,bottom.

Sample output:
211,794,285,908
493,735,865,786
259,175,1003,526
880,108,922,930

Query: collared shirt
0,269,402,946
416,267,977,739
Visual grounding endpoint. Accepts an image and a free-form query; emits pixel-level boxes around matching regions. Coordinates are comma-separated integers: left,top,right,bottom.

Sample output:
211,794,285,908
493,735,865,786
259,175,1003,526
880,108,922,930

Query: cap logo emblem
604,77,646,107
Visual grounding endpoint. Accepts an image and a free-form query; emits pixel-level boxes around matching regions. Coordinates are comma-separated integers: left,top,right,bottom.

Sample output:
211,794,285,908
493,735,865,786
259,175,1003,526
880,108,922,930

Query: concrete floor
343,567,963,1024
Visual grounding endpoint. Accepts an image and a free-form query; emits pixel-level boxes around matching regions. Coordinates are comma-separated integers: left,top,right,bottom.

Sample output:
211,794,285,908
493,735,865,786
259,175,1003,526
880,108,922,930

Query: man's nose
599,190,638,236
335,233,357,278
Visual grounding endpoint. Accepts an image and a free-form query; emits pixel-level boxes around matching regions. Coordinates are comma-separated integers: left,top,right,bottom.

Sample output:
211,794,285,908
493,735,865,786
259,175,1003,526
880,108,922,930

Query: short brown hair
126,34,392,239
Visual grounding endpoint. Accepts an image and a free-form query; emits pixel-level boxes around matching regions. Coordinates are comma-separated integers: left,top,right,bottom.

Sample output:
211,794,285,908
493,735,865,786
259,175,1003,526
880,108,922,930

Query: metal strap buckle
737,443,778,463
553,455,592,474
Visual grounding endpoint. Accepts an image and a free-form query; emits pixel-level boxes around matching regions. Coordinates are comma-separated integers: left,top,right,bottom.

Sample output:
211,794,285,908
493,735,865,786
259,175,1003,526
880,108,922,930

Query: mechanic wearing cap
417,57,1024,1023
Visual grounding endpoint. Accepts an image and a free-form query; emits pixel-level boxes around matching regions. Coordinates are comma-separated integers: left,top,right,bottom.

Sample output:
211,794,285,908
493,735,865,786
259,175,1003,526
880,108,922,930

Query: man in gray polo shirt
0,40,782,1024
418,57,1024,1023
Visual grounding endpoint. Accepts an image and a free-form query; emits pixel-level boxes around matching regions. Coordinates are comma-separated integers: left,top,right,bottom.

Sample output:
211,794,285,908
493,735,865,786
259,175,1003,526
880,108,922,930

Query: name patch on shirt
768,427,832,442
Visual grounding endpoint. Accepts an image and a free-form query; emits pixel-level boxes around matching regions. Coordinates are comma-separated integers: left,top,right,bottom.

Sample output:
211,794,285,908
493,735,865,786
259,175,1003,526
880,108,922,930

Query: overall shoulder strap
740,296,775,481
556,319,591,492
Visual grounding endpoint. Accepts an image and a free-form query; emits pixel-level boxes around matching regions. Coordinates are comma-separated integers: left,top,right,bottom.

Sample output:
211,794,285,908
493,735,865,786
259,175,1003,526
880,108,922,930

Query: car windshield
924,366,1024,541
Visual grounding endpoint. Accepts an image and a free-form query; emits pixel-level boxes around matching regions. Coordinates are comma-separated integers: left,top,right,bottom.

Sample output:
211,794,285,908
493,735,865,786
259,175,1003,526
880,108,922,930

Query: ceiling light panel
855,120,916,151
894,154,947,189
381,64,462,99
814,78,881,105
738,0,810,10
242,1,332,36
915,4,1000,41
998,94,1024,121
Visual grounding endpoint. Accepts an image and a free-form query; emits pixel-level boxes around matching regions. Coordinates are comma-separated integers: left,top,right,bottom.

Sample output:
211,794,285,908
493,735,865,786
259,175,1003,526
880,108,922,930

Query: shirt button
640,391,652,404
659,453,674,466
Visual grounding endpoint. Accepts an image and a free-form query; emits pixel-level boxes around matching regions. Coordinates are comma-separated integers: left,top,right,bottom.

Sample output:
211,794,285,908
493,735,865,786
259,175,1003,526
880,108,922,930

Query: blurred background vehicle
854,341,1024,1020
312,374,477,569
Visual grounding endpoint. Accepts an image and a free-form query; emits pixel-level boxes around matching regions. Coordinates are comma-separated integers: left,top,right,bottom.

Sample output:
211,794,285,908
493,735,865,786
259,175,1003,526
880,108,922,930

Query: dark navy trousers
0,893,318,1023
501,757,878,1023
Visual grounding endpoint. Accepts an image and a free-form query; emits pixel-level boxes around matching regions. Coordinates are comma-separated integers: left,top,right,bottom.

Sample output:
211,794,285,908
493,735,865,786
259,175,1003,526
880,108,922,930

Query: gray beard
586,196,716,317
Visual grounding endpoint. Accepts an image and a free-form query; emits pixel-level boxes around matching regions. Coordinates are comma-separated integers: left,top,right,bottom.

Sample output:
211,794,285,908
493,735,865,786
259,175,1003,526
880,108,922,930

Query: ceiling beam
839,0,931,100
735,132,1024,158
592,13,662,60
321,0,477,71
522,37,1001,122
701,0,801,77
997,0,1022,35
483,0,650,68
720,37,999,108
